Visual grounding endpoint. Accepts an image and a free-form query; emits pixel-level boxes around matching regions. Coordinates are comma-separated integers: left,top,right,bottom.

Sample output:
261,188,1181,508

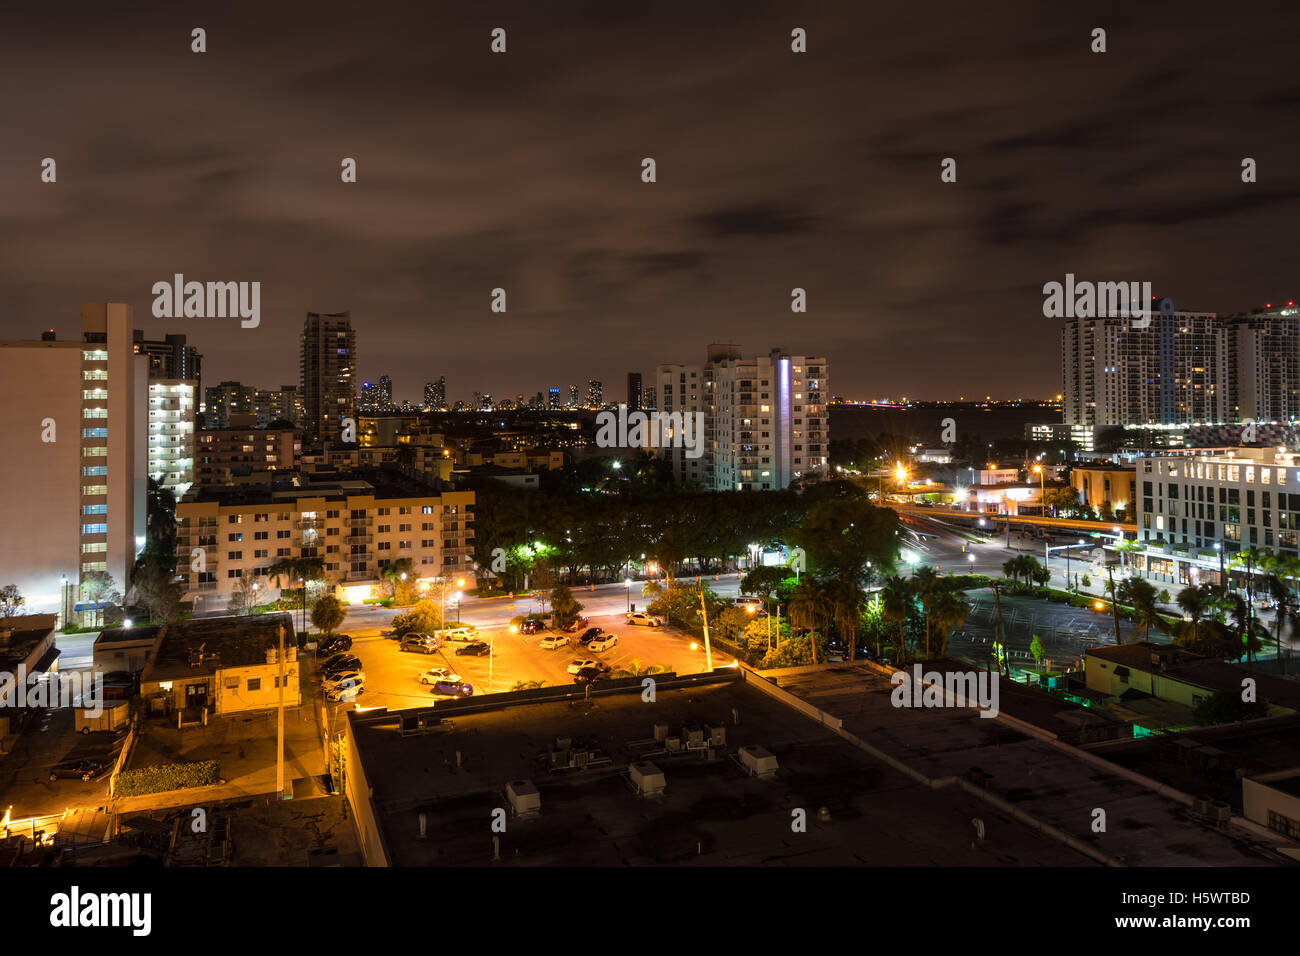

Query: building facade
176,472,474,609
147,379,196,499
301,311,357,447
194,426,299,485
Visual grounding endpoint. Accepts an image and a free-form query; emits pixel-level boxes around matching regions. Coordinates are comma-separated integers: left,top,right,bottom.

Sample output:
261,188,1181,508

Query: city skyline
5,4,1300,400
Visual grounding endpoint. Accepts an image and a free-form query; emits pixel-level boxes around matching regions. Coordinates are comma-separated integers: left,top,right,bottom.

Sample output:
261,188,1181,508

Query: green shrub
115,759,221,797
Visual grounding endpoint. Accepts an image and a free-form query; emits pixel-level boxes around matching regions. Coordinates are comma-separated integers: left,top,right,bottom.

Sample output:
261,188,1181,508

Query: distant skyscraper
378,374,393,407
568,384,580,407
301,311,356,447
587,380,603,408
626,372,642,411
255,385,303,428
547,387,561,410
425,376,446,410
643,385,656,410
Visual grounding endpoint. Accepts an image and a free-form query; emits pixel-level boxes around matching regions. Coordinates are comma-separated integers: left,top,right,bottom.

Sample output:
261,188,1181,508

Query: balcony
348,516,373,527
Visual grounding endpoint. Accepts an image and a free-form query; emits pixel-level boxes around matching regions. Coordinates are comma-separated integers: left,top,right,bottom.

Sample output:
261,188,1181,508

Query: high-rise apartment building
626,372,642,411
587,380,603,408
654,345,829,491
547,387,561,410
424,377,446,410
643,385,656,411
147,380,196,499
301,311,356,447
1061,307,1300,430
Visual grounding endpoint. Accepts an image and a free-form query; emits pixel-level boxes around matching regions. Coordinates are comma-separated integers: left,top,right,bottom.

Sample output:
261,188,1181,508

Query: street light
625,577,632,612
1032,464,1045,515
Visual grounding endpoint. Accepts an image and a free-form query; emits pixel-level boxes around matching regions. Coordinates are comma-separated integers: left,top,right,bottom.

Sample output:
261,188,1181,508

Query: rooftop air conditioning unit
665,737,682,753
555,735,572,751
629,761,666,797
507,779,541,817
705,723,726,747
682,725,705,749
738,745,779,779
1211,801,1232,824
652,723,670,742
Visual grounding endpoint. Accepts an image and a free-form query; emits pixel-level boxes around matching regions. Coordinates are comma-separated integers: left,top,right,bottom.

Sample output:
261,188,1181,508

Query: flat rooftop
181,468,446,506
349,675,1096,867
766,663,1292,866
141,613,295,682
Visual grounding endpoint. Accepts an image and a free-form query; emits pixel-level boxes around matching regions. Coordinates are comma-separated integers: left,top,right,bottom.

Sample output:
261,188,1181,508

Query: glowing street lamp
625,577,632,612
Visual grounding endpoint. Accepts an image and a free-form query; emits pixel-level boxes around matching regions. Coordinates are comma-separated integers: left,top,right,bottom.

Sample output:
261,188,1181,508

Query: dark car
430,679,474,698
322,653,362,677
577,627,604,645
571,665,610,685
455,640,490,657
318,634,352,656
519,619,547,635
49,759,105,783
399,634,439,654
561,616,589,633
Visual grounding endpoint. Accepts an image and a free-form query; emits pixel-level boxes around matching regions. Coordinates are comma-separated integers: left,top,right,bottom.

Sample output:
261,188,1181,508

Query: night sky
2,1,1299,404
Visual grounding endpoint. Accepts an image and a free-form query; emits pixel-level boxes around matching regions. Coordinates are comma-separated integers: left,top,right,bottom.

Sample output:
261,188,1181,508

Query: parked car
420,667,460,685
572,666,609,685
325,676,365,702
567,658,599,675
456,641,491,657
539,634,569,650
317,634,352,656
577,627,604,645
399,634,439,654
48,759,105,782
519,619,547,635
436,626,477,642
322,654,363,677
323,669,365,691
587,634,618,652
561,616,589,633
626,612,663,627
430,679,474,698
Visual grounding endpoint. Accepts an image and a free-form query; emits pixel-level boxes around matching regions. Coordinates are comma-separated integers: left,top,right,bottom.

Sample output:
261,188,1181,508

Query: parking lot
324,610,716,711
0,706,125,817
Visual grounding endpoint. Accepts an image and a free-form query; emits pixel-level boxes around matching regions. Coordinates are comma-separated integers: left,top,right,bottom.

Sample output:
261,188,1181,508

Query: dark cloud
0,0,1298,403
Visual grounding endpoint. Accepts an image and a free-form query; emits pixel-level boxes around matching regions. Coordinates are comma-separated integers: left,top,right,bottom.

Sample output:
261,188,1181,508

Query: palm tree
929,586,971,658
911,566,940,657
827,577,866,661
789,580,832,664
1175,584,1213,649
879,575,914,663
1117,576,1165,642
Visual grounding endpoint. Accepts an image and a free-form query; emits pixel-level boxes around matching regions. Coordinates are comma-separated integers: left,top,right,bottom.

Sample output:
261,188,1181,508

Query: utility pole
991,582,1006,677
698,588,714,672
276,621,286,800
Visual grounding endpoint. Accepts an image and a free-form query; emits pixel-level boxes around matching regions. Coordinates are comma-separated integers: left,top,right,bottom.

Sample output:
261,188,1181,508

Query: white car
587,634,618,652
626,612,663,627
324,673,365,701
323,669,365,689
567,658,599,675
539,634,569,650
436,626,477,642
419,667,460,685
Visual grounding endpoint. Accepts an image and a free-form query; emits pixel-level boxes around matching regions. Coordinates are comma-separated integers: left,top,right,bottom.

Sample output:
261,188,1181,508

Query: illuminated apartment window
81,542,107,554
82,484,108,496
84,446,108,457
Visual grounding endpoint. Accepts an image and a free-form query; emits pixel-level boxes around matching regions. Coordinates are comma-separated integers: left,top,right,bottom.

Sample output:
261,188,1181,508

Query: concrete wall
216,658,301,714
343,716,389,866
0,341,81,611
1242,770,1300,835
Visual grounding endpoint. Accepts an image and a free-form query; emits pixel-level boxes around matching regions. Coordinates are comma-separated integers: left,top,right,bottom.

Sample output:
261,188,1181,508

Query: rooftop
347,672,1096,867
180,467,453,507
141,614,296,683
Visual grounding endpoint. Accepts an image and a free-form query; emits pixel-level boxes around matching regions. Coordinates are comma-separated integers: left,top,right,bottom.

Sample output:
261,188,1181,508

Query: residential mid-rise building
626,372,642,411
147,379,196,499
1134,446,1300,586
655,345,829,491
301,311,357,447
175,470,474,611
204,380,257,428
194,426,299,485
254,384,304,428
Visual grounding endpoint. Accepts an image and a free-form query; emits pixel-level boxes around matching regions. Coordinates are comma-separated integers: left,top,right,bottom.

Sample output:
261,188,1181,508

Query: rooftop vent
507,779,541,817
738,745,779,780
629,761,666,797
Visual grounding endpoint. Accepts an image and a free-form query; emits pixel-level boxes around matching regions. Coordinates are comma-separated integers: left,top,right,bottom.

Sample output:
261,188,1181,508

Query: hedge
115,759,221,797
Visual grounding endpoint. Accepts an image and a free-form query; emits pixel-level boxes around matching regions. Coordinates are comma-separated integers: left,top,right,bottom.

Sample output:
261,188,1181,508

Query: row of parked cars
397,627,490,659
